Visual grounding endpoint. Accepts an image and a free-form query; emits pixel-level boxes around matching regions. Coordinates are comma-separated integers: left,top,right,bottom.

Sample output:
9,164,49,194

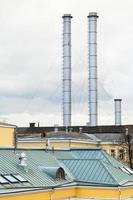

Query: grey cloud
0,0,132,126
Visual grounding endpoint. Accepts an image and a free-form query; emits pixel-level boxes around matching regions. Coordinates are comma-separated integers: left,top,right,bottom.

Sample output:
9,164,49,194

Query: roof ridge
102,162,133,185
100,160,120,185
102,150,122,167
58,158,102,161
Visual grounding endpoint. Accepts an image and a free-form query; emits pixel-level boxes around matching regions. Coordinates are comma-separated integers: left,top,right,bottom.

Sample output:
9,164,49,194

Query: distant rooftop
0,122,16,127
17,124,133,134
16,124,133,144
45,131,101,141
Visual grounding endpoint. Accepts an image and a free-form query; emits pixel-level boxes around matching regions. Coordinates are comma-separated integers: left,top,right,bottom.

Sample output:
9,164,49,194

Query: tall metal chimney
114,99,122,126
88,12,99,126
62,14,72,127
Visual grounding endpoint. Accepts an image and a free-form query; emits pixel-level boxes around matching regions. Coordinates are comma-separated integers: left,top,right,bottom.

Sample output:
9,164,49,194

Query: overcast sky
0,0,133,127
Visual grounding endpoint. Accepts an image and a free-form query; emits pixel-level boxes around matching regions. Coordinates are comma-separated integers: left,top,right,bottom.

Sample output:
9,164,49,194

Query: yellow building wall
53,187,76,199
0,127,15,147
0,190,51,200
121,187,133,199
71,142,96,148
100,143,120,155
18,142,45,148
76,187,119,199
18,141,97,149
17,140,128,163
0,186,133,200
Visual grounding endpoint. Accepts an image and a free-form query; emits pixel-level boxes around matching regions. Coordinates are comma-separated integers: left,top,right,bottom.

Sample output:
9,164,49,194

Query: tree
121,128,133,169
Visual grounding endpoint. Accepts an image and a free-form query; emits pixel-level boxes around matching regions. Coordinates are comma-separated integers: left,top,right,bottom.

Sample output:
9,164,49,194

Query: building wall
0,186,133,200
17,140,96,149
17,140,127,164
0,126,15,147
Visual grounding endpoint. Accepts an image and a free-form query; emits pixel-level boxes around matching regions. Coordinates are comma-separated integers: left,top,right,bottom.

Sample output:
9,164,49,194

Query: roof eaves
101,160,133,186
0,122,16,128
75,180,118,187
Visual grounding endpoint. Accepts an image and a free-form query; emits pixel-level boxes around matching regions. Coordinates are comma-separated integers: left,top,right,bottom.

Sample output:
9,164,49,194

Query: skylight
12,174,27,182
0,174,28,184
3,175,19,183
0,176,9,184
120,167,130,175
124,167,133,175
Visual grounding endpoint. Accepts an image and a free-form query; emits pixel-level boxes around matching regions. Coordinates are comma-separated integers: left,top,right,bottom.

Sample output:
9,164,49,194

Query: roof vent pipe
62,14,72,127
46,139,50,151
19,152,27,167
54,124,58,133
88,12,99,126
79,127,83,134
65,126,68,134
114,99,122,126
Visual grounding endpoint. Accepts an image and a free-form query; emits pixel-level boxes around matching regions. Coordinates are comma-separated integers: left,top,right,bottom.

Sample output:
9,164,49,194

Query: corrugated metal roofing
46,131,93,140
72,149,107,160
102,161,133,185
60,159,117,185
0,148,132,194
94,133,123,142
71,149,124,168
0,150,71,189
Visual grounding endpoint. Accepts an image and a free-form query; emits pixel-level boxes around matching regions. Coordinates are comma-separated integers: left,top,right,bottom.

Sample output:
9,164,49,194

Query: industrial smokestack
88,12,99,126
62,14,72,127
114,99,122,126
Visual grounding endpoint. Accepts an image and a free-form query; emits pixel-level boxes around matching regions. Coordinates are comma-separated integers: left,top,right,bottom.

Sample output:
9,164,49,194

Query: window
12,174,27,182
119,149,125,160
111,149,116,158
124,167,133,175
3,175,19,183
56,168,65,179
120,167,130,174
0,176,9,184
0,174,28,184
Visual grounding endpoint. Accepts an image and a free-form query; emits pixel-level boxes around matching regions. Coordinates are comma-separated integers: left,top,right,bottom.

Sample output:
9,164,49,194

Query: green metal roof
71,149,124,167
0,148,132,194
0,149,72,189
60,159,117,185
60,158,133,186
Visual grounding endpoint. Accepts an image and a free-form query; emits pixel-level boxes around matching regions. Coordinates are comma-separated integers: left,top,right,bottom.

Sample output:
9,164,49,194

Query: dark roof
17,124,133,135
0,122,16,127
94,133,123,143
45,131,97,140
16,124,133,143
17,130,101,141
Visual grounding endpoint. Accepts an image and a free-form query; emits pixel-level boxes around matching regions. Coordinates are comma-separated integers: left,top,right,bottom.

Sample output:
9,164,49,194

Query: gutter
50,188,54,200
118,187,122,200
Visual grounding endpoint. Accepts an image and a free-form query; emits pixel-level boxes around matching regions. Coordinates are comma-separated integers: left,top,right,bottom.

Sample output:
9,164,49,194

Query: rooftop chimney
114,99,122,126
88,12,99,126
62,14,72,127
29,122,35,128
